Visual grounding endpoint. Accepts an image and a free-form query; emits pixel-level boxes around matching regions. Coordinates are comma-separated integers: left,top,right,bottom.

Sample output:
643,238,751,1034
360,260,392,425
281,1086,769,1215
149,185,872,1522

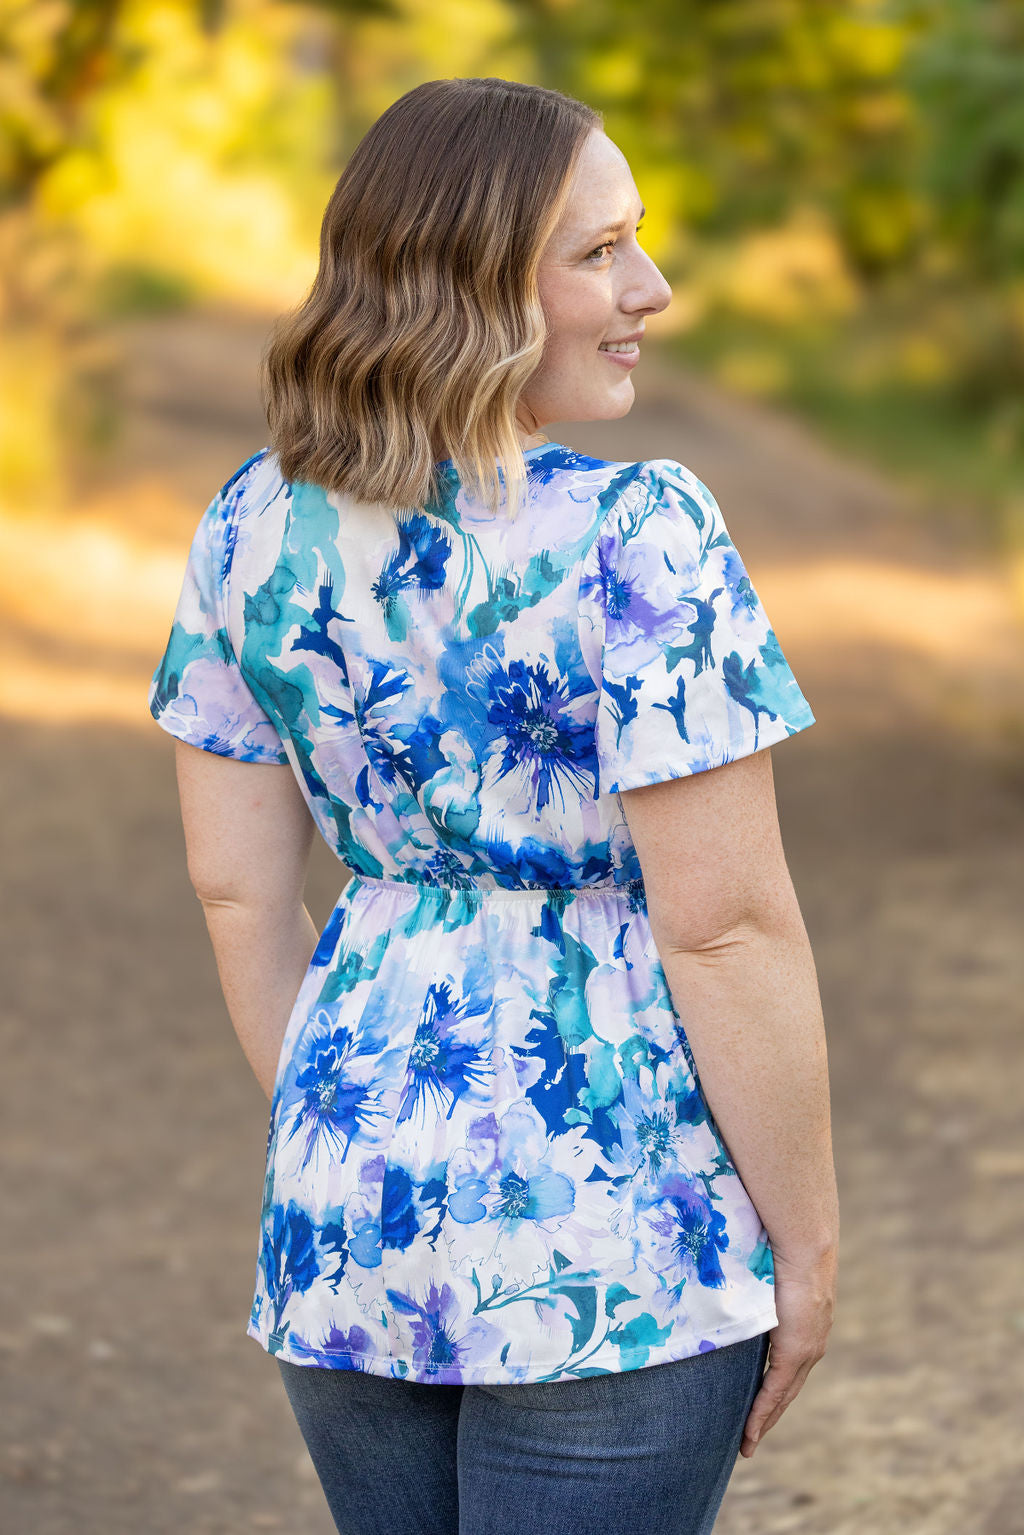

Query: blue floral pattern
149,442,815,1383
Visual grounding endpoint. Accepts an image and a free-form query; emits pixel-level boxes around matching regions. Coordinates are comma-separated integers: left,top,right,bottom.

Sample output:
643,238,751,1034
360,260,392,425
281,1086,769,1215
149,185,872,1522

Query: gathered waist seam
346,874,641,901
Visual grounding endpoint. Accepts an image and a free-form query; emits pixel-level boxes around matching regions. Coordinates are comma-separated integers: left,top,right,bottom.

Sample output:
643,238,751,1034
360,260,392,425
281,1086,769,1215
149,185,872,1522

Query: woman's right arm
618,745,839,1457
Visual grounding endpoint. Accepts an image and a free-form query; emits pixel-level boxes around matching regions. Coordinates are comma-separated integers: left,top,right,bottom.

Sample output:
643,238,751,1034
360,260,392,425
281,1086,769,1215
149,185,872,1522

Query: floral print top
149,441,815,1385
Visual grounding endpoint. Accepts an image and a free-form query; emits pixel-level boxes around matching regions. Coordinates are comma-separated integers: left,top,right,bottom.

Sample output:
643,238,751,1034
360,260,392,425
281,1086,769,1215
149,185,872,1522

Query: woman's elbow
649,882,807,959
186,861,250,911
184,850,283,913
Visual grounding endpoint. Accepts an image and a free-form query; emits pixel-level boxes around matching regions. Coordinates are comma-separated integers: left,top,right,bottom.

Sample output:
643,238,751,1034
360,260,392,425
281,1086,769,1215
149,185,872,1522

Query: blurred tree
197,0,402,161
0,0,135,212
1,0,1022,536
900,0,1024,280
505,0,924,282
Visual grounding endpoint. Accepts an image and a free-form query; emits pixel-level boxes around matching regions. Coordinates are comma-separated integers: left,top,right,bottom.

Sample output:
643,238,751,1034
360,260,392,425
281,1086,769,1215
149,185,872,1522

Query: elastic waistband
346,874,641,902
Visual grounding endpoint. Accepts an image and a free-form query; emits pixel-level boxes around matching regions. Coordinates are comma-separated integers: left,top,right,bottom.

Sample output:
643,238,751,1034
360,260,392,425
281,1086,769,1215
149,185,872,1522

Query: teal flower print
721,651,781,749
669,590,722,675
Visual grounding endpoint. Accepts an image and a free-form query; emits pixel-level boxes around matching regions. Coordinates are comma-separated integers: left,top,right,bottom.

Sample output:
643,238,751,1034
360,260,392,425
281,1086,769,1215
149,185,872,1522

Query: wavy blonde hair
259,77,601,518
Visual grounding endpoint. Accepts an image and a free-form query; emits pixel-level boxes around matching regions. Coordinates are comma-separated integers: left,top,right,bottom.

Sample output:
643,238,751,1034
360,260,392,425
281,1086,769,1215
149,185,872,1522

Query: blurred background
2,2,1023,1531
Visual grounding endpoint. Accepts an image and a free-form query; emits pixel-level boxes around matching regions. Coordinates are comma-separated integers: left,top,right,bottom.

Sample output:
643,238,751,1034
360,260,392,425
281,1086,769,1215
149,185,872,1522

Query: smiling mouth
598,341,640,354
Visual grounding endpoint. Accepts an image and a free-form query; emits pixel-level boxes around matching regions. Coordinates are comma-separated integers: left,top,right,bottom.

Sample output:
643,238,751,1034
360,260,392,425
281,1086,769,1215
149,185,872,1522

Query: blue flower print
465,643,598,815
445,1102,577,1288
150,445,814,1382
286,1321,375,1369
368,509,448,617
290,581,353,679
282,1009,392,1172
396,979,494,1126
259,1199,320,1345
492,1100,576,1230
385,1278,502,1382
642,1173,730,1303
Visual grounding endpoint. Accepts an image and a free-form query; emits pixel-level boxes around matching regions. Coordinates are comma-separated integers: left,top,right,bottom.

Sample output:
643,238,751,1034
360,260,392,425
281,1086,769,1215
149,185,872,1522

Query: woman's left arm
174,739,320,1101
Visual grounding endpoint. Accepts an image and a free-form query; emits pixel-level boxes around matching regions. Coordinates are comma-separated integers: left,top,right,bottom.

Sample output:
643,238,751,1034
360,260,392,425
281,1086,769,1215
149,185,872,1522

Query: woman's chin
561,385,636,425
596,384,636,421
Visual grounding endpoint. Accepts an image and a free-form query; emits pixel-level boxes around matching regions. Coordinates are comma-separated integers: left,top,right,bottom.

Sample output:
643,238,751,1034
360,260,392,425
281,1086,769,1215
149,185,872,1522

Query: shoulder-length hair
259,77,601,518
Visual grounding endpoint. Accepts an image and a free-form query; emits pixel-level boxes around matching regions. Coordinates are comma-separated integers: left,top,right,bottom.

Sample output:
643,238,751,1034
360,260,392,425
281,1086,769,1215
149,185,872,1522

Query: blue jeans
275,1330,771,1535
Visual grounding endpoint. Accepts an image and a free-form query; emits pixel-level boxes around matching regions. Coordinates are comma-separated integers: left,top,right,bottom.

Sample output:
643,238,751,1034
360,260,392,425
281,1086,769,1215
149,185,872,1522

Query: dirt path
2,306,1022,1534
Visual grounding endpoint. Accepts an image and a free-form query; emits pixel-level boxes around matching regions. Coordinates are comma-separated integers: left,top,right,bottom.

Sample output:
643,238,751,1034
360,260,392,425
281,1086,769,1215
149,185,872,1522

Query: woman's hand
739,1246,838,1457
618,751,840,1459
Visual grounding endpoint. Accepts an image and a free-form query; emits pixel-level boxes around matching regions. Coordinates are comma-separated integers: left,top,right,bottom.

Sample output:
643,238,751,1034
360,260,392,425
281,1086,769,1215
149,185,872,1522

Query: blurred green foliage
505,0,1024,537
1,0,1023,543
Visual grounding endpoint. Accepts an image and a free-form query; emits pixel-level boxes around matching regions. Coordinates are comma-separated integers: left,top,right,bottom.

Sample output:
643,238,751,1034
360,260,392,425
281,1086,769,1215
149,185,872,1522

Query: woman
150,76,839,1535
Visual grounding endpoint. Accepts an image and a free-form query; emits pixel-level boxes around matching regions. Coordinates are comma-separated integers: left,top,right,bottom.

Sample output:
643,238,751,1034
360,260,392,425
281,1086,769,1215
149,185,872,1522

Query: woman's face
519,129,673,437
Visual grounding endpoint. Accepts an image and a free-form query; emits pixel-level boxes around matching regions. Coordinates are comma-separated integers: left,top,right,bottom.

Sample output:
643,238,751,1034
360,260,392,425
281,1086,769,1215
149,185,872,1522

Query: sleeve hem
605,709,815,794
149,700,291,765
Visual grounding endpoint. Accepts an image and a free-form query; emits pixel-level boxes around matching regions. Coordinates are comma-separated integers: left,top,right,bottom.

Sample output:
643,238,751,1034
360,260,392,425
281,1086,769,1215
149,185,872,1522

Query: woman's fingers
739,1258,836,1456
739,1352,817,1455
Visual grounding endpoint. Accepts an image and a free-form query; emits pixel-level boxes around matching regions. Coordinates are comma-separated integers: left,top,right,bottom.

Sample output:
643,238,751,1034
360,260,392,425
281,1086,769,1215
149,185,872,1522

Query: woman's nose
622,249,672,316
627,272,672,317
643,259,673,315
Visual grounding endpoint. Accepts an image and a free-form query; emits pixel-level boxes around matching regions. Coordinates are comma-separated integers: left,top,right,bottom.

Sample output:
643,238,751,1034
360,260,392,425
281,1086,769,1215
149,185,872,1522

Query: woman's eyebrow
585,204,646,238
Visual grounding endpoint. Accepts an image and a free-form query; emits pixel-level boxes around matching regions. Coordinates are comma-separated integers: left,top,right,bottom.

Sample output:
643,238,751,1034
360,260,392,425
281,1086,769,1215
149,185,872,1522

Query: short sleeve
582,459,815,794
148,466,290,764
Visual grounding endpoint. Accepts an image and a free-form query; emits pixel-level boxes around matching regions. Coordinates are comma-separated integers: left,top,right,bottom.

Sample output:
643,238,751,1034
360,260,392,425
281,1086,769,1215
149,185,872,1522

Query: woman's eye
586,224,645,262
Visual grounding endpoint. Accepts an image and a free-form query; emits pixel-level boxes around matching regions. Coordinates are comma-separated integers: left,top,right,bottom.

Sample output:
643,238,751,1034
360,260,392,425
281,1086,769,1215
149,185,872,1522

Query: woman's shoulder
584,453,726,553
617,454,719,509
214,447,292,532
540,445,714,514
213,445,719,543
